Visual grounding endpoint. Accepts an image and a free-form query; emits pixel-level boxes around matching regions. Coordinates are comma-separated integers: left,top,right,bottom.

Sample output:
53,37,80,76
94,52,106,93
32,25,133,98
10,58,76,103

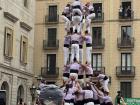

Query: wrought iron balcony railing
92,38,105,49
119,11,134,21
43,40,59,50
117,37,134,49
116,66,135,77
41,67,59,78
92,67,105,76
45,15,59,24
92,12,104,22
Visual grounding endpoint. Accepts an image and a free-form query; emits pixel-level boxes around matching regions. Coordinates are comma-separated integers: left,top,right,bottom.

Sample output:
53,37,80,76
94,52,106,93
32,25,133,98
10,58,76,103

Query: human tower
61,0,113,105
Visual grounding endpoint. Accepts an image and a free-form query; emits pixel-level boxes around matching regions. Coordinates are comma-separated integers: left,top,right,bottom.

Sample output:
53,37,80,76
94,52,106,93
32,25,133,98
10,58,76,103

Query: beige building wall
35,0,140,102
0,0,35,105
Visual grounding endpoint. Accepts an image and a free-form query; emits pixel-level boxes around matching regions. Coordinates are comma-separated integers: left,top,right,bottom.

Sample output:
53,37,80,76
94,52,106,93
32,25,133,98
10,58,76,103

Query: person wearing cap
63,31,71,66
61,3,72,31
84,30,92,64
70,30,80,63
116,91,125,105
97,73,109,93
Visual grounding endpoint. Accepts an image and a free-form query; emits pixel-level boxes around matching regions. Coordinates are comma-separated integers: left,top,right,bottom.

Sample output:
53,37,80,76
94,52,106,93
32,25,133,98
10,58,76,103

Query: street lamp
30,84,36,104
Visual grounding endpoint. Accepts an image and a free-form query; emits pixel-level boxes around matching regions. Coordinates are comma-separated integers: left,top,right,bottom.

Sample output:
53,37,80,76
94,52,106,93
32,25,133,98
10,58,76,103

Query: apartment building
34,0,140,102
0,0,35,105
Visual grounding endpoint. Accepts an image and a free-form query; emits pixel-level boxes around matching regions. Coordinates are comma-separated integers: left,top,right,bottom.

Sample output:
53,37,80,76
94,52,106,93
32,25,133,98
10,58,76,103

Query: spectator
119,5,123,18
18,98,24,105
116,91,125,105
126,6,131,18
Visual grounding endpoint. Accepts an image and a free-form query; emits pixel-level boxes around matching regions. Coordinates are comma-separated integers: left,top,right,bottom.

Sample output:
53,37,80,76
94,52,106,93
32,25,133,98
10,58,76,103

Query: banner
124,98,140,105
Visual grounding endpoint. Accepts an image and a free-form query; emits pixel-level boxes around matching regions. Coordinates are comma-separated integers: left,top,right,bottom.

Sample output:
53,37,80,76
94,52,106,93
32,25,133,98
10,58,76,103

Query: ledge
0,63,33,77
4,12,18,23
20,22,32,31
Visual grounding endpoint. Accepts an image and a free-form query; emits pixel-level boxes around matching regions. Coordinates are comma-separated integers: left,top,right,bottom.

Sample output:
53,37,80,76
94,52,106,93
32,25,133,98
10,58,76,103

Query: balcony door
122,1,131,18
47,54,56,75
92,53,102,71
93,3,102,19
48,28,57,47
121,53,132,71
48,5,57,22
121,26,131,38
121,26,131,45
92,27,102,45
120,82,132,98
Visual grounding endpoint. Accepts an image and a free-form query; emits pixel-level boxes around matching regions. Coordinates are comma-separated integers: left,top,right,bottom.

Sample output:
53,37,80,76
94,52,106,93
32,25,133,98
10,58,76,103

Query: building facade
34,0,140,102
0,0,35,105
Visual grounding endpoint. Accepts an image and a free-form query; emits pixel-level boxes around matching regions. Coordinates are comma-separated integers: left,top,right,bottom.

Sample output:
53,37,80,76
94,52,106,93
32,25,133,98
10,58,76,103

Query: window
20,36,28,64
47,28,57,47
24,0,28,8
120,82,132,98
121,26,131,38
92,27,102,45
121,53,132,71
121,1,132,18
47,54,56,74
4,27,13,58
48,5,57,22
93,3,102,18
92,53,102,71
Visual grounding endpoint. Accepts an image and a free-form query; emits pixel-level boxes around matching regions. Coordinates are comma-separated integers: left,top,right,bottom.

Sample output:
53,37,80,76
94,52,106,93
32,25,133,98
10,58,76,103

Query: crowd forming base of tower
38,0,114,105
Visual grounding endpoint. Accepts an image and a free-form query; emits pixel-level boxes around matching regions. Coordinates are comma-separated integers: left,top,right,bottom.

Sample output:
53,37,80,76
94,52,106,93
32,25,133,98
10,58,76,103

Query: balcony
117,37,134,49
43,40,59,50
92,38,105,49
116,66,135,77
41,67,59,78
45,15,59,24
119,11,134,21
92,12,104,22
93,67,105,76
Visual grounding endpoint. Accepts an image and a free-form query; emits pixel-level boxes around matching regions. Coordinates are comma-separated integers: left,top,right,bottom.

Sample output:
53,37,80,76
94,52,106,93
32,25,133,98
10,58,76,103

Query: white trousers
86,13,95,33
63,47,69,65
71,44,79,62
79,48,83,63
61,15,71,31
100,78,109,92
64,103,74,105
85,19,91,33
84,102,94,105
86,47,92,64
72,16,81,32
